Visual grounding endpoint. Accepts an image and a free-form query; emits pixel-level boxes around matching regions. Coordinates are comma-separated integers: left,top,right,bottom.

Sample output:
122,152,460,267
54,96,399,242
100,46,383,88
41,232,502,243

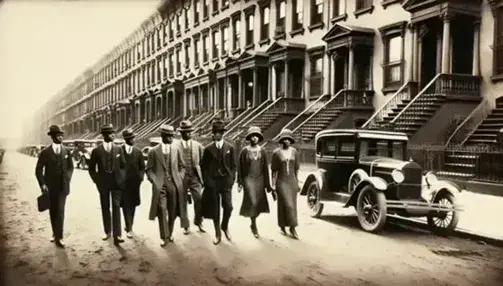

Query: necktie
55,146,59,154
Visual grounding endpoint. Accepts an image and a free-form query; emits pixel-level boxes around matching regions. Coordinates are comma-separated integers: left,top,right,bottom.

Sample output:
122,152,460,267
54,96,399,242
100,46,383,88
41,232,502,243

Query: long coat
122,145,145,206
175,139,204,183
35,146,74,195
145,143,186,221
88,144,126,191
200,141,237,219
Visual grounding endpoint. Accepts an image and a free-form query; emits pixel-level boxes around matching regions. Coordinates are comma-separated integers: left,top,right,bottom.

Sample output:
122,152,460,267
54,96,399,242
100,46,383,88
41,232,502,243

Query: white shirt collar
182,139,191,147
103,142,112,151
215,139,224,148
161,142,170,153
52,143,61,153
125,144,133,153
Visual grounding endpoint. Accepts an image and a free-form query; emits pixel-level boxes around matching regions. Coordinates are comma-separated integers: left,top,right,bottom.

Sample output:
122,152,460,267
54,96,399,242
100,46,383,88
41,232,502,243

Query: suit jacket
88,144,126,191
201,140,237,190
176,139,204,184
122,145,145,185
145,143,186,220
35,145,74,195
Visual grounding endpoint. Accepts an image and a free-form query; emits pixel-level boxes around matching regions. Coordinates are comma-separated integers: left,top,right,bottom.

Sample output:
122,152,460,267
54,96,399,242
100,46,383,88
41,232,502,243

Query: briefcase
37,193,50,212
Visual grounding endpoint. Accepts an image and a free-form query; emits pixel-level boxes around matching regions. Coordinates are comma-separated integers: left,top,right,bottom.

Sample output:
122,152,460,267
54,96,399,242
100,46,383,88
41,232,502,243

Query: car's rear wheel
427,192,459,234
306,181,324,218
356,185,387,233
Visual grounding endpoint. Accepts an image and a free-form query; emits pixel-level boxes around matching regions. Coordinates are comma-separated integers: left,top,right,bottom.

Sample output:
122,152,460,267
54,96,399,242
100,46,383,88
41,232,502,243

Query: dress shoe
183,228,191,235
213,236,222,245
167,236,174,242
280,227,287,236
50,236,55,242
289,227,299,240
102,233,111,241
55,239,65,248
195,223,206,233
223,230,232,241
160,239,168,247
114,237,125,245
251,225,260,239
126,231,133,238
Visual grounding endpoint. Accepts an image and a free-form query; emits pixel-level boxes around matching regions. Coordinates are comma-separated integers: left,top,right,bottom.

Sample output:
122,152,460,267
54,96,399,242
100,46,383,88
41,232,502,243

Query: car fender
300,169,327,196
345,171,388,207
429,179,463,202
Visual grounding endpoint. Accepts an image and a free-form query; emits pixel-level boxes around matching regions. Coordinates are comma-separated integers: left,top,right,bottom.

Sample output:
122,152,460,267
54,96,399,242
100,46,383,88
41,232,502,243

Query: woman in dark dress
238,126,274,238
271,129,300,239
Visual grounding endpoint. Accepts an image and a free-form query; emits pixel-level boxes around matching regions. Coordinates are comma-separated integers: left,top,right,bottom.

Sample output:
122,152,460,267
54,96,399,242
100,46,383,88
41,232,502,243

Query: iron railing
362,82,410,129
446,99,492,147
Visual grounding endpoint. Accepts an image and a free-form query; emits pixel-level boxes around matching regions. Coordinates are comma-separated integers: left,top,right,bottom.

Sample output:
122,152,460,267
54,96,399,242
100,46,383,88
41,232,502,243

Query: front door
420,26,438,88
334,56,346,93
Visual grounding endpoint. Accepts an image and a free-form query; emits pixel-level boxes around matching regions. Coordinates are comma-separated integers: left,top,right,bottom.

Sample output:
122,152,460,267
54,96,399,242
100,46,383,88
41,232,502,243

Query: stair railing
361,81,410,129
291,89,346,136
445,99,492,147
231,97,285,140
264,94,330,146
389,73,442,126
195,109,222,129
218,100,272,137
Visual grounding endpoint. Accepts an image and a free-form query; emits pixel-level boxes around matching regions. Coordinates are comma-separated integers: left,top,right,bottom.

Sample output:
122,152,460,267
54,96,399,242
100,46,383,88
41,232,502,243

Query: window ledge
203,16,209,22
382,85,401,94
185,28,190,34
194,63,200,69
308,22,324,32
354,6,375,18
169,38,174,42
245,43,254,50
290,27,304,37
232,48,240,55
163,42,168,46
491,74,503,83
176,31,181,37
331,14,348,24
259,38,270,47
212,57,219,63
203,61,209,66
194,21,200,28
212,10,219,17
273,33,286,41
221,53,229,60
221,5,229,12
381,0,402,9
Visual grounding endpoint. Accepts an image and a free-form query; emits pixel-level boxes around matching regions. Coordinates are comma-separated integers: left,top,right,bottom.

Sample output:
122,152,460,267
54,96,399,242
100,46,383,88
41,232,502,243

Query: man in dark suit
88,124,127,245
35,125,74,248
146,124,187,246
201,120,237,245
121,128,145,238
177,120,205,234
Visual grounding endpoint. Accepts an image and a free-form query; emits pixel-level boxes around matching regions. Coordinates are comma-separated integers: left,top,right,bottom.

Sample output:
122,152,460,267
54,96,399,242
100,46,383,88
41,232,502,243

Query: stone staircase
438,150,478,179
295,107,343,142
464,99,503,145
368,93,445,136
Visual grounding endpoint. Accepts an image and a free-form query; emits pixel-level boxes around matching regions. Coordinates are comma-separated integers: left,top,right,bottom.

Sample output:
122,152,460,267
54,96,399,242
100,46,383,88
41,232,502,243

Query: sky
0,0,160,139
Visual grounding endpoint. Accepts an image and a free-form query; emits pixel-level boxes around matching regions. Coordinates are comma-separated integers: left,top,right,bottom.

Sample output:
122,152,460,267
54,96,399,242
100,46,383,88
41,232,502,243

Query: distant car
300,129,463,234
114,138,125,147
73,139,100,169
62,140,75,153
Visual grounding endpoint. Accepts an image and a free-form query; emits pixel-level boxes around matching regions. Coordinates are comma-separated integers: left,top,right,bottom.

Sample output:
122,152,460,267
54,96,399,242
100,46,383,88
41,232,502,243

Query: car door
333,135,357,193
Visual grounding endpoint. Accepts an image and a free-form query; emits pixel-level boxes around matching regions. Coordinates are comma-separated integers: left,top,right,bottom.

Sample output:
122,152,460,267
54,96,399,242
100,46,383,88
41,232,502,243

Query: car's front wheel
306,181,324,218
427,192,459,234
356,185,387,233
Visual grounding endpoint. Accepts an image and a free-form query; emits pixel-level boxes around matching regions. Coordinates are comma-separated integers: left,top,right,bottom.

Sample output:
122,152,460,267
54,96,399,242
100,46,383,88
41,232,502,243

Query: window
260,6,269,40
332,0,344,17
379,21,405,90
176,15,181,34
292,0,303,30
203,0,209,18
213,0,219,13
494,6,503,77
146,36,151,56
356,0,372,10
359,140,405,160
162,54,167,78
233,18,240,50
203,33,210,62
151,33,155,53
141,67,146,89
141,39,145,58
223,0,229,8
212,30,220,59
309,54,323,98
311,0,323,25
185,44,190,68
176,48,181,74
194,37,200,66
157,58,162,82
163,22,167,44
169,52,174,77
194,0,200,24
184,9,190,30
169,20,174,40
150,62,156,84
246,14,254,46
222,25,229,55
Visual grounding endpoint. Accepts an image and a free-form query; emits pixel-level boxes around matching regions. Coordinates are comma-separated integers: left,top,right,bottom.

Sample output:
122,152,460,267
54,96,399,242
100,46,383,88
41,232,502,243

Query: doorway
420,24,438,88
452,16,474,74
334,55,346,93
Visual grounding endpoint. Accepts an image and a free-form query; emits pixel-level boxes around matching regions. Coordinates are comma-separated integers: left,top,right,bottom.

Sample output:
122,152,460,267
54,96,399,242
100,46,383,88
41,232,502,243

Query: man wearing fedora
35,125,74,248
146,124,188,246
200,119,237,245
121,128,146,238
88,124,127,245
177,120,205,234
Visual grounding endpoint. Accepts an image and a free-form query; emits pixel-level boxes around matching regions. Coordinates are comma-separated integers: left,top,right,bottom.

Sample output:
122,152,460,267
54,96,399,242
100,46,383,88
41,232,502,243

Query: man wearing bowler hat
200,119,237,245
121,128,145,238
146,124,187,246
88,124,127,245
35,125,74,248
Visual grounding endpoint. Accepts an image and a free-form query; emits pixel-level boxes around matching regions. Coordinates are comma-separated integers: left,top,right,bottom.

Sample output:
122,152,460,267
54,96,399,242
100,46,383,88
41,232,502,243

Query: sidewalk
297,164,503,244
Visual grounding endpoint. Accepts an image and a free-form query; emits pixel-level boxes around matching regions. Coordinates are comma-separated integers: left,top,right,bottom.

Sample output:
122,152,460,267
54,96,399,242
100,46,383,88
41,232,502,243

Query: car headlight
425,171,438,185
391,169,405,183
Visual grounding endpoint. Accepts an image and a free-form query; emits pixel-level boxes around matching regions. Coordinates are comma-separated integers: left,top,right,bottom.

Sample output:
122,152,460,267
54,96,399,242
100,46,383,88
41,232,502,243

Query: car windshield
359,139,406,160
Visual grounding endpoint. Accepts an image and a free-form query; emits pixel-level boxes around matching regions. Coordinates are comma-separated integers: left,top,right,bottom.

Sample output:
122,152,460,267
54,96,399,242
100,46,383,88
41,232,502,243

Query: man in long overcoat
88,124,127,245
121,128,145,238
35,125,74,248
201,120,237,245
177,120,205,234
146,124,187,246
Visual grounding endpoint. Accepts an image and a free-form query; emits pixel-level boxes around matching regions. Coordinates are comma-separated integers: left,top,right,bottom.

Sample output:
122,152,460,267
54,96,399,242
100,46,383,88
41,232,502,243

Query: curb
389,215,503,248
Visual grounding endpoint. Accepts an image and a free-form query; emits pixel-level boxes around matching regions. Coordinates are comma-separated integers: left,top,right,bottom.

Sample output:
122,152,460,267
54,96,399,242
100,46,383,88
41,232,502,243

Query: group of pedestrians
34,119,301,248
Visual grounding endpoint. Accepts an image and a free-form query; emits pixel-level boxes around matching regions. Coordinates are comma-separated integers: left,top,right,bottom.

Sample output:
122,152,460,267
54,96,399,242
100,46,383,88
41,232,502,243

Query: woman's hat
278,129,295,144
245,126,264,142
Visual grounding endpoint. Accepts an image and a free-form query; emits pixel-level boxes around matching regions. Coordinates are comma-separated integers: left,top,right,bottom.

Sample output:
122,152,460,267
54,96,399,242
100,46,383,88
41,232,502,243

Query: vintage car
62,140,75,153
300,129,463,234
73,139,100,169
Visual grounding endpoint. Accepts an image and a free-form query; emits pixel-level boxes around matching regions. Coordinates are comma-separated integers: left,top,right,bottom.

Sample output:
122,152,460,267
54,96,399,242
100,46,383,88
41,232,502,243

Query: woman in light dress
237,126,274,238
270,129,300,239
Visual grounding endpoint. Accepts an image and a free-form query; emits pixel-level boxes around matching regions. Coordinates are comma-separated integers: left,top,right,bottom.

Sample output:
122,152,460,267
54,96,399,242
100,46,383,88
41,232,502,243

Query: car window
359,140,405,160
316,137,337,157
338,137,355,157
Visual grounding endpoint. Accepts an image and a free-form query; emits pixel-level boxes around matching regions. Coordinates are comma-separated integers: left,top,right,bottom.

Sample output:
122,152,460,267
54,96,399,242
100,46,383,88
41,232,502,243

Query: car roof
316,129,409,141
75,139,100,143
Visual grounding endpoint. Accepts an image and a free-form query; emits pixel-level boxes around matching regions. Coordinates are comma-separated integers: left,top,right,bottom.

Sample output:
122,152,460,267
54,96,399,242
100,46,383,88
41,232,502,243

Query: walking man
88,124,127,245
177,120,205,234
201,120,237,245
146,124,187,246
121,128,145,238
35,125,74,248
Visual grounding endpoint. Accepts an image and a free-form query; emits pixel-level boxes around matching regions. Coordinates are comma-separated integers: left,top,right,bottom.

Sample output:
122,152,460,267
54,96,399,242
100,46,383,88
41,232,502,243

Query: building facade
28,0,501,144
